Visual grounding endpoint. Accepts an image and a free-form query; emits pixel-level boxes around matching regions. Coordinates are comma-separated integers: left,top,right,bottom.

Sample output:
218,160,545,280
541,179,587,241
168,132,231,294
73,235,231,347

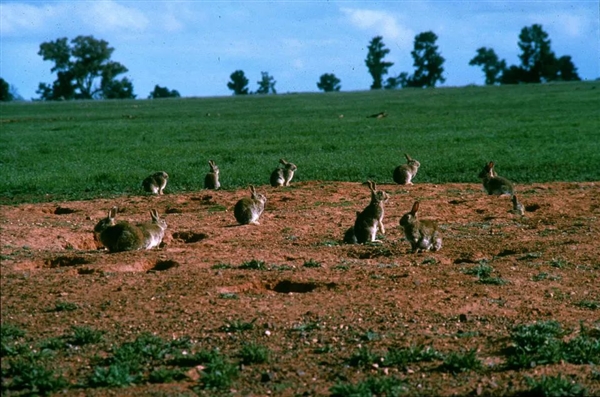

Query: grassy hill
1,82,598,203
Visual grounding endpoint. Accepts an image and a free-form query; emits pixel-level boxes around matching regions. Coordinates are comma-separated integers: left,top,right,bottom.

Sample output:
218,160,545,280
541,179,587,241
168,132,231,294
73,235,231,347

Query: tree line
0,24,581,102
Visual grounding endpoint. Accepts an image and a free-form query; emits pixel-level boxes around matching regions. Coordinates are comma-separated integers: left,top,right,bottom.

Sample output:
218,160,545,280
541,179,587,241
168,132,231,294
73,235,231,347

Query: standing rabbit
234,185,267,225
346,181,389,244
270,159,297,187
142,171,169,195
204,160,220,190
94,208,167,252
393,153,420,185
478,161,514,196
399,201,442,253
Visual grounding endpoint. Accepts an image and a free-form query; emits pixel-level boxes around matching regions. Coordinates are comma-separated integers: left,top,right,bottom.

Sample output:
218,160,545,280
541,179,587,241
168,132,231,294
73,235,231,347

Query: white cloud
83,1,149,32
0,3,56,35
341,7,414,49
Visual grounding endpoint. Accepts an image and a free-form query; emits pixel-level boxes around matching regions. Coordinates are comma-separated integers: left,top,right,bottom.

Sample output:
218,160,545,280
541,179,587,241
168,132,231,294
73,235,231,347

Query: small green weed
196,353,238,391
220,319,255,333
211,263,232,270
347,347,380,368
88,363,138,387
38,337,66,351
68,325,104,346
524,375,587,397
532,272,561,282
439,349,482,374
51,300,79,312
550,258,569,269
385,345,443,368
462,262,493,278
238,343,270,364
238,259,267,270
3,356,68,394
506,320,565,369
303,259,322,268
575,300,599,310
330,376,408,397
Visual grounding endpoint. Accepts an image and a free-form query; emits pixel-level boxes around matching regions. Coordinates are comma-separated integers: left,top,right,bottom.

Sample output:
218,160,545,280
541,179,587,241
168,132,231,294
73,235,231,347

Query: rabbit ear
109,207,118,219
411,201,420,214
488,161,495,169
365,180,375,192
249,185,256,194
404,153,412,161
279,158,287,165
150,209,159,221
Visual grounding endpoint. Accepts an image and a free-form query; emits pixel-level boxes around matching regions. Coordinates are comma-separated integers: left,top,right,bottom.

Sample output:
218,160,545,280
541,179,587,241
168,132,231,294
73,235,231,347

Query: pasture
1,81,598,203
1,82,599,396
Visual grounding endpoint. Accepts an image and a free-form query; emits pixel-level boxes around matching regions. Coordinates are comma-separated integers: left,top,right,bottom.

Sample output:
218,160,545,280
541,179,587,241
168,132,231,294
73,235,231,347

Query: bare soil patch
1,181,599,396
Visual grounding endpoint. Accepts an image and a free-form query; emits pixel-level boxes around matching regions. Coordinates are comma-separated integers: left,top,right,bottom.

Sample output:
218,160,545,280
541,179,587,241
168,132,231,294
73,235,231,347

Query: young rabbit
511,194,525,216
352,180,389,243
234,185,267,225
399,201,442,253
478,162,514,196
270,159,297,187
94,208,167,252
393,153,420,185
204,160,220,190
142,171,169,195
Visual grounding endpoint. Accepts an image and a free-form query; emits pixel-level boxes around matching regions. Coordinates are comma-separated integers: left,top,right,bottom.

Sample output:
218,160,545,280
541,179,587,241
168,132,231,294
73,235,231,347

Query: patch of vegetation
463,261,508,285
385,345,443,368
88,362,139,387
50,300,79,312
220,319,256,333
1,323,26,357
237,343,270,365
523,375,587,397
330,376,408,397
347,347,380,368
3,355,68,395
303,259,322,268
148,367,186,384
238,259,267,270
575,300,599,310
211,262,232,269
532,272,561,282
439,349,483,374
195,353,238,391
549,258,569,269
67,325,104,346
218,292,239,300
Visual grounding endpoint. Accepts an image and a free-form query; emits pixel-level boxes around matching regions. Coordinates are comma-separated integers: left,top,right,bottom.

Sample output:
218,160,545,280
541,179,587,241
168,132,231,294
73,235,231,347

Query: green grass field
1,82,598,203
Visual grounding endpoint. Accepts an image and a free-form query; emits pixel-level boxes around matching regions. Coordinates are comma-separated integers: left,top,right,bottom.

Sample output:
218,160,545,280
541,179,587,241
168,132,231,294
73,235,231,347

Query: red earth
1,181,599,396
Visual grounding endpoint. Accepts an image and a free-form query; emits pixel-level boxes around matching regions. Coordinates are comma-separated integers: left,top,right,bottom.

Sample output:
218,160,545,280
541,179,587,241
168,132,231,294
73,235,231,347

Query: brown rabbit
234,185,267,225
270,159,297,187
142,171,169,195
393,153,420,185
204,160,220,190
399,201,442,253
511,194,525,216
346,181,389,244
478,162,514,196
94,208,167,252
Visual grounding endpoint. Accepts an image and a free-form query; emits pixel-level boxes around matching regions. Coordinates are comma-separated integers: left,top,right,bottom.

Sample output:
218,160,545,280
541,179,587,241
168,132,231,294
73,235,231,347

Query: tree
405,31,445,88
148,85,181,99
498,24,580,84
0,78,14,101
365,36,394,90
256,72,276,94
316,73,341,92
469,47,507,85
227,70,249,95
36,35,135,100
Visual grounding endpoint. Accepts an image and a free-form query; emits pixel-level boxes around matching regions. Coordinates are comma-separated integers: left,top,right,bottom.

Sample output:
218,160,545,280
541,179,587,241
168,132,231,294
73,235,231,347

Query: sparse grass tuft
238,343,270,364
330,376,408,397
67,325,104,346
575,300,599,310
439,349,482,374
524,375,587,397
303,259,322,268
238,259,267,270
51,301,79,312
385,345,443,368
220,319,255,333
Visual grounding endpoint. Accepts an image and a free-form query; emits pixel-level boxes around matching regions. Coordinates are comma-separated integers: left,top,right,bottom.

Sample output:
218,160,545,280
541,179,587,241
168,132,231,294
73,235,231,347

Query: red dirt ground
1,181,599,396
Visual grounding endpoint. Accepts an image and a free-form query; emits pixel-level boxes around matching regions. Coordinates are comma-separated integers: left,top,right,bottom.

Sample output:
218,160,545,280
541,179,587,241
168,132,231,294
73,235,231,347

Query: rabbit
234,185,267,225
399,201,442,253
352,180,389,243
270,159,297,187
142,171,169,195
511,194,525,216
94,207,167,252
204,160,221,190
393,153,420,185
478,161,514,196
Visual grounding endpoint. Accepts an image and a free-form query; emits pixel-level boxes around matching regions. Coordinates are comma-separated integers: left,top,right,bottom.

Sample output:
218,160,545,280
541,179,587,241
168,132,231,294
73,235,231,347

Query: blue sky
1,1,598,100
